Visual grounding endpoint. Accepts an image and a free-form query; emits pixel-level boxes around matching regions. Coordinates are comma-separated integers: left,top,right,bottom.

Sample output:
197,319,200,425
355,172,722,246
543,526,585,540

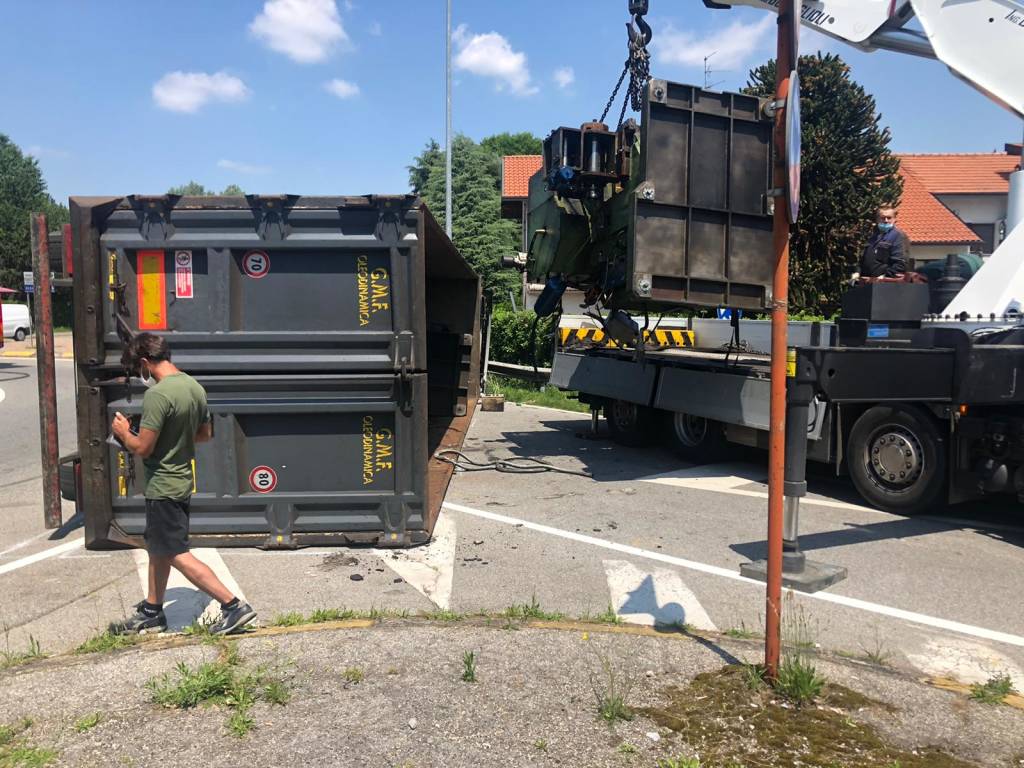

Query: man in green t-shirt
110,333,256,635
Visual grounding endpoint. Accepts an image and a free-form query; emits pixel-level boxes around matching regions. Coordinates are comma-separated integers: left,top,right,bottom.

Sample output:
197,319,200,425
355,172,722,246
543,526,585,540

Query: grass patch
461,651,477,683
1,635,44,669
74,631,138,655
585,605,623,625
269,611,305,628
640,665,974,768
970,673,1016,705
73,712,102,733
145,645,288,738
484,374,589,413
0,719,56,767
775,655,826,706
503,595,565,622
420,609,463,622
533,738,548,751
341,667,365,685
590,648,635,724
724,623,760,640
618,742,638,755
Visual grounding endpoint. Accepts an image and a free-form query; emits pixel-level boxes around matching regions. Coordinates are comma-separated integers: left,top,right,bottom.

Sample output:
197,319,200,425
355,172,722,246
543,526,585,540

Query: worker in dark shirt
860,206,908,278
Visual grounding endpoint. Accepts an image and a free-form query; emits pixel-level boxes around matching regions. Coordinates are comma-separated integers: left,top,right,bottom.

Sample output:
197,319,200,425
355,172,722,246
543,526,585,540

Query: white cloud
250,0,348,64
452,25,537,96
324,78,360,99
26,145,71,159
369,21,382,36
553,66,575,89
217,159,271,175
655,16,774,71
152,71,250,113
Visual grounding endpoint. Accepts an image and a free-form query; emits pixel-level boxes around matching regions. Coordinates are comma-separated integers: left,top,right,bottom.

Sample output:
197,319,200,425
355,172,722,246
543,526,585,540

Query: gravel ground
2,621,1024,768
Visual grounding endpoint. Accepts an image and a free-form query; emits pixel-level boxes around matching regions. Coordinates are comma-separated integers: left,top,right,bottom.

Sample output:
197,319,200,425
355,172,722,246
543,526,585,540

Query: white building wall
910,244,971,264
935,194,1007,224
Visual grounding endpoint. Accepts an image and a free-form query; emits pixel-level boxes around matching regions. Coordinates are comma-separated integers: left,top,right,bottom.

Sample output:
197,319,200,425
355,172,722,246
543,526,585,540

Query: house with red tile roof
501,155,543,250
896,147,1020,263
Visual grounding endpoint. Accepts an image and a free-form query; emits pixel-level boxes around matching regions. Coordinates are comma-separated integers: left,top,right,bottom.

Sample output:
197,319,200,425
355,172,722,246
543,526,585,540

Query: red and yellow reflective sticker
136,250,167,330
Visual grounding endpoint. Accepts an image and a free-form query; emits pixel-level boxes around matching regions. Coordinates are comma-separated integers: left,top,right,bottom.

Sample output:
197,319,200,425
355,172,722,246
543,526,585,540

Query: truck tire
664,411,728,462
606,400,657,447
847,405,946,514
14,328,26,342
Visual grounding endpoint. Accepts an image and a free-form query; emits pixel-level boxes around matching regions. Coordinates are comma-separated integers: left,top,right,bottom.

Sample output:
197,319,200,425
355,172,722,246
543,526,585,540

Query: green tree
744,53,903,315
409,133,540,300
167,182,244,195
0,134,65,290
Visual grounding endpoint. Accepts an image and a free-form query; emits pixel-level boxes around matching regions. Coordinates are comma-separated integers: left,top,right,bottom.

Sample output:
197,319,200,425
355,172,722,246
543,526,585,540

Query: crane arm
703,0,1024,118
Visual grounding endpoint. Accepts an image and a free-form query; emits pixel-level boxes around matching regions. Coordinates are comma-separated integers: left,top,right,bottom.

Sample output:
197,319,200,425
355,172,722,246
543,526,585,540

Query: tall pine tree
744,54,903,315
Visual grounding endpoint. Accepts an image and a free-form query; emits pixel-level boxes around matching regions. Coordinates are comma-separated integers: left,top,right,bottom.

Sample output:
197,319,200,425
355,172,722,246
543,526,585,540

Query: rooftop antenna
704,51,724,90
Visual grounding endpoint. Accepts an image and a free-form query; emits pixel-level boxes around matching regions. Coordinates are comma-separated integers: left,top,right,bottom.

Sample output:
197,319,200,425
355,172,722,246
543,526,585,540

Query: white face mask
140,363,156,388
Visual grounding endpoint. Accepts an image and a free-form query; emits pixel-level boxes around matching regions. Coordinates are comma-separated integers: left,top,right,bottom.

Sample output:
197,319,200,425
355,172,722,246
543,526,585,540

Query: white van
1,303,32,341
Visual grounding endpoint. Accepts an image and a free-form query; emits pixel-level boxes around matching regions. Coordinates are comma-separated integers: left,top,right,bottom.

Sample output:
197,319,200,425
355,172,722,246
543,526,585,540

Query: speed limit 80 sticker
248,465,278,493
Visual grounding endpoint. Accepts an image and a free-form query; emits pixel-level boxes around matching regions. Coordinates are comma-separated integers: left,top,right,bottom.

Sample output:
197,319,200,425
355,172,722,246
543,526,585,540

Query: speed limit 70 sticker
248,465,278,493
242,250,270,279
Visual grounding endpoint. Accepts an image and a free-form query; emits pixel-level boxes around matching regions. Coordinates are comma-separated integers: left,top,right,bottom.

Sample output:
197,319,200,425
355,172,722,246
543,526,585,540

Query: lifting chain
599,0,652,129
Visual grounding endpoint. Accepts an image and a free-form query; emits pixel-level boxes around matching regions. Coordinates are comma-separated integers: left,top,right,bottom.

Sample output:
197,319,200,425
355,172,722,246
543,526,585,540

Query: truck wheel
59,456,78,502
606,400,657,447
14,328,26,342
847,405,946,514
664,411,727,462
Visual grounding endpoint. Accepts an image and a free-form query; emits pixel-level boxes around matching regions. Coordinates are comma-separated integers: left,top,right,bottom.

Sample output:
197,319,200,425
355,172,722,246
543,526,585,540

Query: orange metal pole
765,0,796,681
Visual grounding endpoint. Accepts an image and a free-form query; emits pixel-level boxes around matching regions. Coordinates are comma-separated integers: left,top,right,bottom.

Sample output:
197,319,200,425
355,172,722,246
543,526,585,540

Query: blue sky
2,0,1020,205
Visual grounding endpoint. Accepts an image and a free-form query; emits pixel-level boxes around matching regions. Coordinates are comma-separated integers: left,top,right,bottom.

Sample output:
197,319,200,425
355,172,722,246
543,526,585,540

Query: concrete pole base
740,558,848,594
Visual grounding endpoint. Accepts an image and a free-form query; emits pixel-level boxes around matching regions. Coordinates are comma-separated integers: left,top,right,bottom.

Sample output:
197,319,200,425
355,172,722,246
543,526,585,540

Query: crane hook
626,0,652,48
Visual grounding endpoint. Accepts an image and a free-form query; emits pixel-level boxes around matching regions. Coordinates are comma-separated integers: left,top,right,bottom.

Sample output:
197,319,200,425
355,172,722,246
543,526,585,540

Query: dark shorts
144,498,191,557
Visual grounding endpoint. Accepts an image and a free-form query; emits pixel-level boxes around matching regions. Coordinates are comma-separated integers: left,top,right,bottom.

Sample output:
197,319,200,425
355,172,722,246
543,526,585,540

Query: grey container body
71,195,480,550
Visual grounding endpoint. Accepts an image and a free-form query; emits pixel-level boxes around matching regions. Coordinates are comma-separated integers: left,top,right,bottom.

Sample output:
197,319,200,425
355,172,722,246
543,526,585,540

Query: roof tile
897,168,981,245
897,153,1019,194
502,155,543,199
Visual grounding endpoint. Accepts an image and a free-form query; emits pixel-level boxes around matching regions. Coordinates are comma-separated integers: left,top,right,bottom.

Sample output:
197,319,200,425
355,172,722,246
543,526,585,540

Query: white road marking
0,537,84,575
907,638,1024,691
132,548,246,631
443,501,1024,649
374,511,456,609
0,387,5,404
0,530,51,559
603,559,717,631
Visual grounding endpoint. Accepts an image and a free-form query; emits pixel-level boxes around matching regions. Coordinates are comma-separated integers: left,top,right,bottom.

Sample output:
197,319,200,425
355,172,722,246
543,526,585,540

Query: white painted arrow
374,510,456,610
603,559,717,631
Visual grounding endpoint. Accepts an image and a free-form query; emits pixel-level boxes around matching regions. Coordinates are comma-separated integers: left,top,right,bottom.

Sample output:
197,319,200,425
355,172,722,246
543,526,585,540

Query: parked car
1,303,32,341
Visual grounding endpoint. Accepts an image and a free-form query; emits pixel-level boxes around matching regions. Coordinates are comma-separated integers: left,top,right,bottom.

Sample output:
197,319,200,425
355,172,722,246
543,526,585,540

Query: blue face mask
878,222,894,233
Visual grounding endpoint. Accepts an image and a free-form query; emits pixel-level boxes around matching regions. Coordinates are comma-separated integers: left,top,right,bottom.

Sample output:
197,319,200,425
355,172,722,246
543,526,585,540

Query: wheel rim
610,401,638,431
864,423,925,494
673,413,708,448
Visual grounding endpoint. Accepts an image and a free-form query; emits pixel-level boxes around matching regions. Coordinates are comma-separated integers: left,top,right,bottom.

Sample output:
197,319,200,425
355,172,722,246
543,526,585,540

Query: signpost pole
764,0,797,682
30,213,62,530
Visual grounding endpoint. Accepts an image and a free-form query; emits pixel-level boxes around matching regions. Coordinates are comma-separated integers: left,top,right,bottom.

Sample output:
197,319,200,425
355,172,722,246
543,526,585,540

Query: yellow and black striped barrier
559,327,695,349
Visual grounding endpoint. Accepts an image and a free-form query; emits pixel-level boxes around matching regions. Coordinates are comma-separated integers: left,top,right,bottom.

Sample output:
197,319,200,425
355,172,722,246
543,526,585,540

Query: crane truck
509,0,1024,516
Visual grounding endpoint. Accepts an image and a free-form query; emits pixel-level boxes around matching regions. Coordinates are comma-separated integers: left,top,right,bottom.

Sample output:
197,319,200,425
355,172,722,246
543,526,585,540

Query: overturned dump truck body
71,195,480,549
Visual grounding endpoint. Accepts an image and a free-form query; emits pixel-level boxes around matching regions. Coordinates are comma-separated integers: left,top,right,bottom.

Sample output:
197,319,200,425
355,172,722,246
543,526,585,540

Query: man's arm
887,232,906,276
112,413,159,458
195,422,213,443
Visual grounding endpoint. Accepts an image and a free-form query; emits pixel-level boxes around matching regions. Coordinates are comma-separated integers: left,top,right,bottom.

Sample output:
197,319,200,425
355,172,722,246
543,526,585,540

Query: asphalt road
2,357,1023,698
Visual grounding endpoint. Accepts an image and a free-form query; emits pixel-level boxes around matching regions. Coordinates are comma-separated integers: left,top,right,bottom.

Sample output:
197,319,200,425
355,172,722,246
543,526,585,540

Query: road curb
0,352,75,359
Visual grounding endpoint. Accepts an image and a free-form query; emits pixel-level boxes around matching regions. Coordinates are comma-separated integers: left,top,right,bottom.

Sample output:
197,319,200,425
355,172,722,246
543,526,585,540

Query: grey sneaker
210,601,257,635
109,602,167,635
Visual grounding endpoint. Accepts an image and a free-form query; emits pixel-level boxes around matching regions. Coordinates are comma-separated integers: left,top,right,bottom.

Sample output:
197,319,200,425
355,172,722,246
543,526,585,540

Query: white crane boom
705,0,1024,317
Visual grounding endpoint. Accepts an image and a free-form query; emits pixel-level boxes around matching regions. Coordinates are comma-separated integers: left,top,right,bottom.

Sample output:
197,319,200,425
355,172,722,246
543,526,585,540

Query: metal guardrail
486,360,551,383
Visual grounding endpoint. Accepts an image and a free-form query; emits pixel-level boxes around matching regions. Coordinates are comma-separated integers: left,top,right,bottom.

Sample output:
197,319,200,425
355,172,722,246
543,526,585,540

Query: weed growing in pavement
656,758,700,768
859,626,893,666
73,712,102,733
970,673,1016,704
342,666,365,685
774,655,826,706
533,739,548,751
587,605,623,625
618,742,638,754
461,651,477,683
421,609,463,622
589,646,635,723
0,718,56,767
502,595,566,622
182,616,217,639
0,633,45,668
269,611,305,627
145,645,289,737
724,623,760,640
741,662,767,691
74,630,138,655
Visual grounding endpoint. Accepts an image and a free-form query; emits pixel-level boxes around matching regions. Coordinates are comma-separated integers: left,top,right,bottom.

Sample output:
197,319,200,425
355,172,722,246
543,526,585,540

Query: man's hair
121,332,171,373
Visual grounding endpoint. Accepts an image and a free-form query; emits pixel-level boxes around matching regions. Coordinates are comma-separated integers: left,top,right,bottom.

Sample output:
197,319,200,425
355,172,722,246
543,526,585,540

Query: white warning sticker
242,250,270,279
248,465,278,493
174,250,193,298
